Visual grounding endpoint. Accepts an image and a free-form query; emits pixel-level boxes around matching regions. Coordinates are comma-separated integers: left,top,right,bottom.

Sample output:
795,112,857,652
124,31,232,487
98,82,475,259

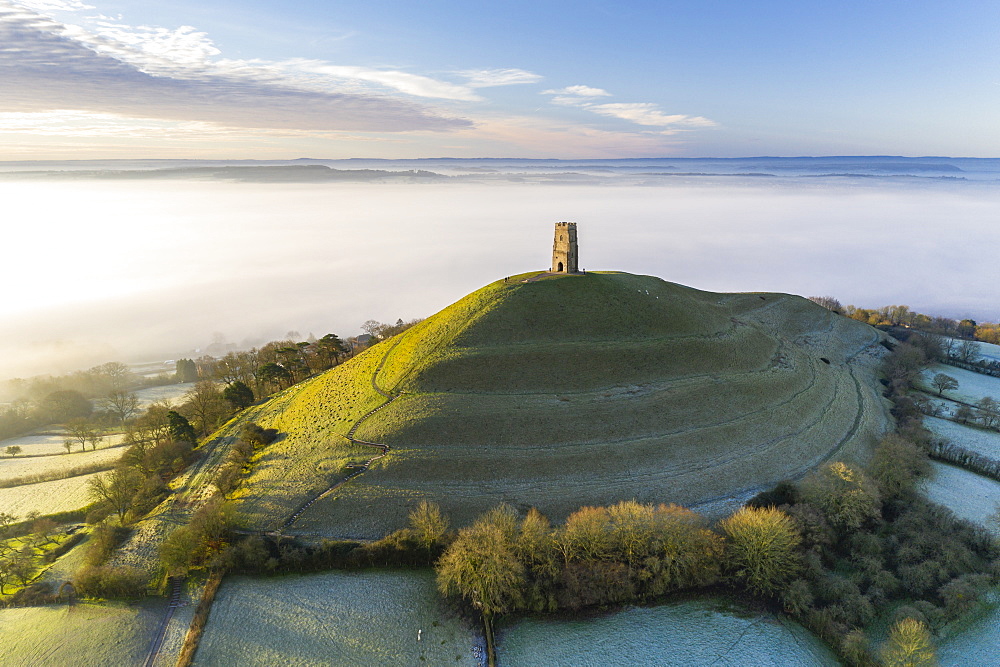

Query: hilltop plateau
221,271,893,537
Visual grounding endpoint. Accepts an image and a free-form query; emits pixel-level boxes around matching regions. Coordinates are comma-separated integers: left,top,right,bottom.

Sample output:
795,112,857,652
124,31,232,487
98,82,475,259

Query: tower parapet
551,222,578,273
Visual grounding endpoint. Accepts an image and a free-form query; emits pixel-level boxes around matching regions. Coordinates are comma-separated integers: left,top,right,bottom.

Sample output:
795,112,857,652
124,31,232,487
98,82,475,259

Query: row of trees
809,295,1000,350
434,431,994,665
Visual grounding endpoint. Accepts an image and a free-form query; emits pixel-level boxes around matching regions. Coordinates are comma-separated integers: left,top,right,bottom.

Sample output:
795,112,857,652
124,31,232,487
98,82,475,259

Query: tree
408,501,449,553
222,381,255,411
175,359,199,383
0,512,17,537
315,333,348,369
167,410,197,445
257,362,292,393
807,296,843,314
957,318,978,339
182,381,228,435
38,389,92,423
5,445,21,457
437,507,525,618
101,390,140,425
976,396,1000,429
955,403,975,424
957,339,981,364
66,417,103,452
930,373,958,397
92,361,134,392
720,506,801,596
881,617,936,666
868,434,930,499
801,461,881,531
88,466,144,524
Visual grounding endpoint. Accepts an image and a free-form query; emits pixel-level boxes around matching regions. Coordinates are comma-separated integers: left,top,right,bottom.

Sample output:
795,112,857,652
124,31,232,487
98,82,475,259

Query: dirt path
280,338,402,531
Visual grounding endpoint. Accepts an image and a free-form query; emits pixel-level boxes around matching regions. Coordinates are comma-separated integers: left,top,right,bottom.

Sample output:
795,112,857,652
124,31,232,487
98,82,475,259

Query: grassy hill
223,271,892,537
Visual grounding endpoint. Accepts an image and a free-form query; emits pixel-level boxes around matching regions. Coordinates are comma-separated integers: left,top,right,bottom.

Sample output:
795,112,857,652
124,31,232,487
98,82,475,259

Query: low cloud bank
2,178,997,380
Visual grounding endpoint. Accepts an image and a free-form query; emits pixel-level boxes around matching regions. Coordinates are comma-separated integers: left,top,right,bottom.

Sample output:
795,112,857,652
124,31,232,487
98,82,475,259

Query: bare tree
807,296,843,314
88,467,144,524
957,340,981,364
931,373,958,397
102,390,140,425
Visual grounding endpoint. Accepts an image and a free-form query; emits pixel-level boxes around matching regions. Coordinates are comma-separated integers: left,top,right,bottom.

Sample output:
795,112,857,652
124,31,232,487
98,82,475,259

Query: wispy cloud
542,85,612,98
542,83,715,133
589,103,716,131
11,0,93,12
0,3,471,131
460,68,543,88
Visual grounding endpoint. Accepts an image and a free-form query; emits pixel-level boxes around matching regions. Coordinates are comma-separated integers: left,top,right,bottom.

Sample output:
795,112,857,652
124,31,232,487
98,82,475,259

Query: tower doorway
557,261,564,272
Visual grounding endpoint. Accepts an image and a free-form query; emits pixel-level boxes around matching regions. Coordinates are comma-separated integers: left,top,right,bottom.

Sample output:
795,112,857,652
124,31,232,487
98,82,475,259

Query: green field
220,272,891,535
193,571,478,666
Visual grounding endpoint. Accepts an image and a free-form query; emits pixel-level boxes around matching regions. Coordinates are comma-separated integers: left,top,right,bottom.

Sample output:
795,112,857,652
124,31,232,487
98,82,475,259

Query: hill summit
229,272,892,537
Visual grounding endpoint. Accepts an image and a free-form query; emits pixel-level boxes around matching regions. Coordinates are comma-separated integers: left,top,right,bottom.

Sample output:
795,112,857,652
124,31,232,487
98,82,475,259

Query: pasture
495,597,839,666
0,600,164,666
0,471,99,517
0,431,125,456
925,416,1000,459
922,461,1000,525
193,570,478,666
920,363,1000,405
0,446,123,485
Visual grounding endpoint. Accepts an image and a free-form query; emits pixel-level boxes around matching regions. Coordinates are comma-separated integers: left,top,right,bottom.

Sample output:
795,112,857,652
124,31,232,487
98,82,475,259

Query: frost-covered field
0,431,125,456
0,471,100,517
920,460,1000,663
496,597,839,666
0,446,123,482
945,338,1000,366
194,570,479,666
135,382,194,408
921,363,1000,405
938,594,1000,666
0,600,163,666
924,417,1000,459
922,462,1000,525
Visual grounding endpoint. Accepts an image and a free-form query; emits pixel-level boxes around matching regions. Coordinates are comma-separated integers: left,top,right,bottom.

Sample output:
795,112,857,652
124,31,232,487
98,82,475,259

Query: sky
3,0,1000,159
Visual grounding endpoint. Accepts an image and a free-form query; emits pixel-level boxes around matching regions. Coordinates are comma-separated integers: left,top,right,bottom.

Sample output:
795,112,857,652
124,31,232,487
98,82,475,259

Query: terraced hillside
227,271,892,536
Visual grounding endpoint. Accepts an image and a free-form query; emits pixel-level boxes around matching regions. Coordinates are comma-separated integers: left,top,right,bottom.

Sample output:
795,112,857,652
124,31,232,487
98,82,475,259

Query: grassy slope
225,272,892,535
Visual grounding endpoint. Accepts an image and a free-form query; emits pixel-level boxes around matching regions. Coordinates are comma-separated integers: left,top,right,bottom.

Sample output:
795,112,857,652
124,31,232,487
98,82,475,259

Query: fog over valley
4,158,1000,381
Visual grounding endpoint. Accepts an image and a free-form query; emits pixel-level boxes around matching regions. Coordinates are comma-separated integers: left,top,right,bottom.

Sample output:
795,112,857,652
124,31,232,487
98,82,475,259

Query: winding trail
280,339,402,531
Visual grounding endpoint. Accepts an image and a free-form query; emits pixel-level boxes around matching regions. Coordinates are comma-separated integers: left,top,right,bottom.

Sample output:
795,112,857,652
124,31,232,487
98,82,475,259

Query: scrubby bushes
746,435,999,665
213,422,278,498
74,565,148,599
160,499,232,576
436,501,723,618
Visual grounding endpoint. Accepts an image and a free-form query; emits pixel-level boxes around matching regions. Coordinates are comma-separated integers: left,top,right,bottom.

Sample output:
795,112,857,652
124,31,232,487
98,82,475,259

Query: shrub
720,506,801,596
801,462,881,532
74,565,148,599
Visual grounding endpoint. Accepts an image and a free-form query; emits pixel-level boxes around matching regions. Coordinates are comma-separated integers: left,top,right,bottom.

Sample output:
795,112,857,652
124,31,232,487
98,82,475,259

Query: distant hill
225,272,893,537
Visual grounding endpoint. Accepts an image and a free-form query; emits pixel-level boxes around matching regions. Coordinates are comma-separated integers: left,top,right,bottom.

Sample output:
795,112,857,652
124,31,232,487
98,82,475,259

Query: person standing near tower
551,222,578,273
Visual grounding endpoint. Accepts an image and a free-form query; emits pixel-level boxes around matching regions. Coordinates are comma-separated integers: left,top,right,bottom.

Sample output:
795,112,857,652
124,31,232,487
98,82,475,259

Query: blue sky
2,0,999,158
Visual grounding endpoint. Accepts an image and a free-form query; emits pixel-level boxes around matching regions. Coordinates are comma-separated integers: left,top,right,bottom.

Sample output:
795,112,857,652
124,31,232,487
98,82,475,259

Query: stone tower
551,222,578,273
